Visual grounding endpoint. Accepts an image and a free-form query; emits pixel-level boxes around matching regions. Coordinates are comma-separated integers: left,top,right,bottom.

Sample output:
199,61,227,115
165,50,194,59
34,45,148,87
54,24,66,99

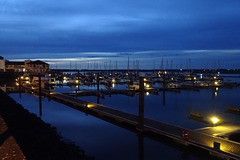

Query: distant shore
0,89,93,160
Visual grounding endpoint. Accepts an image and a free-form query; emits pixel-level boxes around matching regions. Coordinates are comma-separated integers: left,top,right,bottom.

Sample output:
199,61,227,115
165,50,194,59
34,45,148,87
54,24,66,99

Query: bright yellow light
211,117,219,125
87,104,95,108
194,77,197,80
76,80,79,83
146,84,150,88
146,92,149,96
21,76,24,79
214,76,217,79
164,71,167,74
16,83,19,86
214,81,218,85
112,79,115,83
144,78,147,81
25,77,29,80
63,77,66,79
216,87,218,91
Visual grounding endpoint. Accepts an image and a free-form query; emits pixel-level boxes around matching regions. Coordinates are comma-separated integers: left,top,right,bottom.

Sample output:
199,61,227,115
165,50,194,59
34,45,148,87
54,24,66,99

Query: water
9,84,240,160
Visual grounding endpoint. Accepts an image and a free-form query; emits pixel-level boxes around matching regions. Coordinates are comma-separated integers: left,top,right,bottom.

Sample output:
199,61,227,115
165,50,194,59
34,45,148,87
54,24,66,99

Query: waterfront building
5,61,25,72
0,56,5,72
25,60,49,74
0,56,49,74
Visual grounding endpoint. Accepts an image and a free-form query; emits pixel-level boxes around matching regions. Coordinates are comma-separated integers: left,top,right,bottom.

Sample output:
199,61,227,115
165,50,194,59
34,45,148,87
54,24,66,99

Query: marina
1,1,240,159
1,69,239,159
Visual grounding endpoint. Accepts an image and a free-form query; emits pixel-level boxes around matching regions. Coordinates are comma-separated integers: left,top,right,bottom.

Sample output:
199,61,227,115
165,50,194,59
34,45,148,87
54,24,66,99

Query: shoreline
0,89,93,160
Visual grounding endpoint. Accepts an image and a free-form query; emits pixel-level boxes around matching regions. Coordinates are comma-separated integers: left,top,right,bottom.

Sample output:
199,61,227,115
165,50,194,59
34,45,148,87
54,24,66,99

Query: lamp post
138,76,144,131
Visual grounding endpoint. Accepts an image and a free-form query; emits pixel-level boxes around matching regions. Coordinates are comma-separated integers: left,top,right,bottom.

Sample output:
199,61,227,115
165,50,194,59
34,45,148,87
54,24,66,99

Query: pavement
0,114,25,160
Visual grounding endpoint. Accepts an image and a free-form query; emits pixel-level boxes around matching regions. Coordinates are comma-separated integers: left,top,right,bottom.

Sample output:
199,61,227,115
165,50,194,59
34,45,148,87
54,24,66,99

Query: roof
27,60,49,65
5,61,25,65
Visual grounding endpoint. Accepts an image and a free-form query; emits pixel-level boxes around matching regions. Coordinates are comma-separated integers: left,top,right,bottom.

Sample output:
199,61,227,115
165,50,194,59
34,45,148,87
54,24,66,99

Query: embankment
0,89,93,160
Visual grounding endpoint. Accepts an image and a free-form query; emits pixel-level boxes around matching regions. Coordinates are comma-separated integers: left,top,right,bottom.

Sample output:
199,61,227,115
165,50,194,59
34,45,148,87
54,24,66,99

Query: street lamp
211,117,219,125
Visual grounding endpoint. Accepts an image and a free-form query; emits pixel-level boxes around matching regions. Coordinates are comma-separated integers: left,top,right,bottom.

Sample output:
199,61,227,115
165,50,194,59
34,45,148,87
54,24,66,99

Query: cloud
0,0,239,66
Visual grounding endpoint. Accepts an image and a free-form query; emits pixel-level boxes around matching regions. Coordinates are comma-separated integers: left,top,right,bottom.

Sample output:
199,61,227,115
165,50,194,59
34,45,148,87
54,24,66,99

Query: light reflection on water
78,87,240,129
9,85,240,160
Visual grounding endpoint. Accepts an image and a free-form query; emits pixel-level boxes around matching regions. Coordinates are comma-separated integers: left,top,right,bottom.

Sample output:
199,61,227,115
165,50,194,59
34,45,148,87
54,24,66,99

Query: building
0,56,5,72
25,60,49,74
5,61,25,72
0,56,49,74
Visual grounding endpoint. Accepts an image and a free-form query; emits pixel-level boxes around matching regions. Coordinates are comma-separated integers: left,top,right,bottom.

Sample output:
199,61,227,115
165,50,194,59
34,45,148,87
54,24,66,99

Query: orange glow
87,104,95,108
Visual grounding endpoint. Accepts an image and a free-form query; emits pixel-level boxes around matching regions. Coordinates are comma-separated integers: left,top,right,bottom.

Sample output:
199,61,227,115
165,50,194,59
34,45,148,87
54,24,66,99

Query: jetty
24,84,240,160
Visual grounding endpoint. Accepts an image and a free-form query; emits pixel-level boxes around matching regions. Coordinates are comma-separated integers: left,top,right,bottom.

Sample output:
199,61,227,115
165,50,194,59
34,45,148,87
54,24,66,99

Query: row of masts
50,57,222,70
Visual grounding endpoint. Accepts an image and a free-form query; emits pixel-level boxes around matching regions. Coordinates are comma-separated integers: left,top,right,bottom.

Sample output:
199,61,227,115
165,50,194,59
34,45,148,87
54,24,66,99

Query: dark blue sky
0,0,240,69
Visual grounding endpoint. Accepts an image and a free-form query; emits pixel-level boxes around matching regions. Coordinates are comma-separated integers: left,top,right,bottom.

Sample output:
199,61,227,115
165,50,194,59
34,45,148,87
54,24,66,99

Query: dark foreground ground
0,89,94,160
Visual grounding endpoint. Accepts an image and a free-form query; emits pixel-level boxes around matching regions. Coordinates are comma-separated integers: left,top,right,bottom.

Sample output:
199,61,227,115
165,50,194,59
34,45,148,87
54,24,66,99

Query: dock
24,84,240,160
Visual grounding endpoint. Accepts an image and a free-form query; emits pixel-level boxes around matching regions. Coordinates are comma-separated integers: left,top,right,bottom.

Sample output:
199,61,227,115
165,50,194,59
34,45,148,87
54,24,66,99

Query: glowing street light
211,117,219,125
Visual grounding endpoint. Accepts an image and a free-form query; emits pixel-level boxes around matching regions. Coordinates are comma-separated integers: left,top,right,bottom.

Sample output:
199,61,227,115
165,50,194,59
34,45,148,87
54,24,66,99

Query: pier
25,85,240,160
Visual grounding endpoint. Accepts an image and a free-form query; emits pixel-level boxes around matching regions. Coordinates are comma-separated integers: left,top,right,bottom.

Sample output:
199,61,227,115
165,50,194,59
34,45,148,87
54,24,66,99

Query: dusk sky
0,0,240,69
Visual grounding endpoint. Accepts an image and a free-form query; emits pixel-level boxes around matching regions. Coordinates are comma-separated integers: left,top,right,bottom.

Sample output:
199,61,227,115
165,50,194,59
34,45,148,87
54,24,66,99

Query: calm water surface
9,81,240,160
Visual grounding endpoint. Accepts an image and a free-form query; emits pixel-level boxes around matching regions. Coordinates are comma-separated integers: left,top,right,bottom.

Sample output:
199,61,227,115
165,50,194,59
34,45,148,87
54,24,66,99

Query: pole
18,77,22,98
97,73,100,92
138,133,144,160
163,72,166,106
38,73,42,116
77,70,80,91
138,76,144,131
